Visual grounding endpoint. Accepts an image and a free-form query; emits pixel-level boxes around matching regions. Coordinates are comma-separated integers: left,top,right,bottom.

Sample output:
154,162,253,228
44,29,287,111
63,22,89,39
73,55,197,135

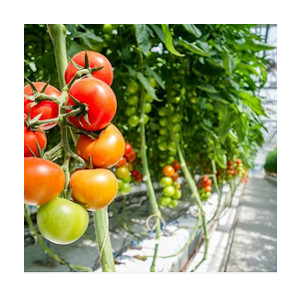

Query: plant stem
139,85,162,272
47,24,68,90
24,205,92,272
176,142,209,272
93,208,116,272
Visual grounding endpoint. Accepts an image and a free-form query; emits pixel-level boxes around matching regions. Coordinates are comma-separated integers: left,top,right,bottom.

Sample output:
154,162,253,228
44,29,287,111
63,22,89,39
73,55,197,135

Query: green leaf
218,109,236,142
179,39,211,57
239,92,267,116
161,24,184,57
136,72,159,101
149,24,165,42
247,40,276,51
197,82,218,93
135,24,152,56
182,24,202,38
234,113,247,142
222,51,235,77
214,147,227,169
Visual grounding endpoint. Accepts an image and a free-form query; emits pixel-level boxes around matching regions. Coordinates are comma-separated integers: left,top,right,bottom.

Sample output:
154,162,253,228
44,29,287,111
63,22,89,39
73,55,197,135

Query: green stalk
93,208,116,272
176,142,209,272
139,85,162,272
24,205,92,272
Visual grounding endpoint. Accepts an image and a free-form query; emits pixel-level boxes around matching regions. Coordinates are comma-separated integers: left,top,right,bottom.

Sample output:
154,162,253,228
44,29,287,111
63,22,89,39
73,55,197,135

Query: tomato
144,102,152,114
159,128,168,136
160,176,173,187
123,174,132,183
162,165,175,177
127,95,139,105
24,125,47,157
128,115,140,127
159,196,171,207
159,118,168,127
125,106,137,116
116,166,129,179
103,24,113,34
126,150,136,163
76,124,125,168
125,162,133,171
172,161,181,171
173,181,181,190
148,77,156,88
121,183,131,194
65,51,113,86
174,190,182,200
24,82,60,130
116,157,127,167
171,172,179,181
171,113,181,123
67,78,117,131
163,185,176,197
201,178,212,188
169,200,178,208
158,107,168,117
235,159,242,165
204,185,212,193
227,160,233,167
70,168,118,211
172,124,181,133
201,175,209,182
24,157,65,206
124,142,133,156
37,197,89,245
127,80,139,94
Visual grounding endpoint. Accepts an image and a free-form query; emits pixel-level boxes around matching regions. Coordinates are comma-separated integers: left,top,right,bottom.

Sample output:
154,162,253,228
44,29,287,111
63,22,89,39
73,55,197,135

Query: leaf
182,24,202,38
179,39,211,57
145,66,165,89
218,109,236,142
197,82,218,93
247,40,276,51
239,92,267,116
149,24,165,42
135,24,152,56
222,51,234,77
234,114,247,142
161,24,184,57
214,147,227,169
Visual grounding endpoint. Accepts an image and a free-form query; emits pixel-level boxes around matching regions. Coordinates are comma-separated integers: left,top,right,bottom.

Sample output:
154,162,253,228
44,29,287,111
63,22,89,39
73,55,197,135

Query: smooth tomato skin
115,156,127,167
24,82,60,130
67,78,117,131
70,168,118,211
204,185,212,193
24,157,65,206
115,166,129,179
65,51,113,86
37,197,89,245
171,172,179,181
201,178,212,188
125,150,136,163
162,165,175,177
76,124,125,168
24,125,47,157
124,142,133,156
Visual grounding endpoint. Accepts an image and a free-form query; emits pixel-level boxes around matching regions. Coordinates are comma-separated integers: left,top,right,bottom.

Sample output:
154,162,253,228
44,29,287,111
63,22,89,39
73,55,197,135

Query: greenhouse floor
187,175,277,272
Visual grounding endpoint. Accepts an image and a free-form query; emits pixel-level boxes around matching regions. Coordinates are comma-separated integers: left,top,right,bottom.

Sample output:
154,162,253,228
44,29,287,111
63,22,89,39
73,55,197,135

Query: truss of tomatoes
24,51,126,245
159,161,182,208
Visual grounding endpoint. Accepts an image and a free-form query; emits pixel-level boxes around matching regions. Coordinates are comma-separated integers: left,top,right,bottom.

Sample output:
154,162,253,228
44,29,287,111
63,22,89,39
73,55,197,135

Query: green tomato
163,185,176,197
159,118,168,127
144,102,152,114
123,174,132,183
159,196,172,207
127,81,139,94
169,200,178,208
169,148,177,156
172,96,181,104
128,115,140,127
121,183,131,194
118,179,124,190
148,77,156,88
174,190,182,200
160,176,173,187
125,106,137,116
159,128,168,136
158,142,168,151
144,92,153,102
168,141,177,152
103,24,113,34
190,97,198,104
158,107,168,117
172,124,181,133
116,167,129,179
143,114,149,124
127,95,139,105
166,156,175,165
171,113,182,123
37,197,89,245
157,136,167,144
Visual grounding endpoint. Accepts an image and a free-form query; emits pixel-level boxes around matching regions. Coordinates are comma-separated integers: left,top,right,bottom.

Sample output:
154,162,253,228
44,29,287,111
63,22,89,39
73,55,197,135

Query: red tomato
70,169,118,211
126,150,136,163
24,125,47,157
171,172,179,181
227,160,233,167
124,142,133,156
162,165,175,177
76,124,125,168
24,82,60,130
24,157,65,206
235,159,242,165
173,163,181,171
67,78,117,131
65,51,113,86
201,178,212,188
116,156,127,167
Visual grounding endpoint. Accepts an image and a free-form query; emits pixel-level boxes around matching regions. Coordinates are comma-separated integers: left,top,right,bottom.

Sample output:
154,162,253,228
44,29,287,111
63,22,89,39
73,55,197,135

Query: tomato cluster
199,175,212,202
159,162,182,208
24,50,124,244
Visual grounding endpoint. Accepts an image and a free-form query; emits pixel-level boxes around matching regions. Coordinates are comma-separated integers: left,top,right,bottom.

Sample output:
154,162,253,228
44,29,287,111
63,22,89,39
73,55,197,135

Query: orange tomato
70,169,118,211
76,124,125,168
162,165,175,177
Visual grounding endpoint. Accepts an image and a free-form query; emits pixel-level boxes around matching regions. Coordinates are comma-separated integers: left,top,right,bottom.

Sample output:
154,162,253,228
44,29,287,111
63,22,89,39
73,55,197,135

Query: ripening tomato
37,197,89,245
65,51,113,86
201,178,212,188
171,172,179,181
115,166,129,179
67,78,117,131
24,157,65,206
235,159,242,165
116,156,127,167
162,165,175,177
70,168,118,211
24,82,60,130
24,125,47,157
124,142,133,156
204,185,212,193
201,174,209,182
126,151,136,163
76,124,125,168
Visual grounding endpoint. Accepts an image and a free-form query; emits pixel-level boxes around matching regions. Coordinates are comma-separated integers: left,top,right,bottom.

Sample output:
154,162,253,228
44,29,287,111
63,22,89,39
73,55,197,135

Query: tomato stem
93,208,116,272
